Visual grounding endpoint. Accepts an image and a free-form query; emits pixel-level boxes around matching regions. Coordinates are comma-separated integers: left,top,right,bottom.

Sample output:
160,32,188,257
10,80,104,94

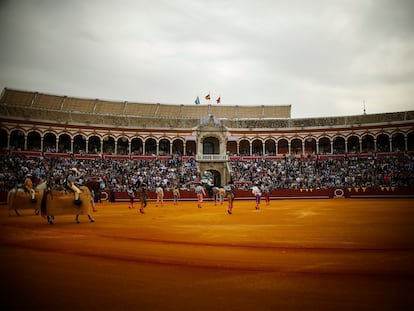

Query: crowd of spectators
231,154,414,190
0,155,200,192
0,153,413,193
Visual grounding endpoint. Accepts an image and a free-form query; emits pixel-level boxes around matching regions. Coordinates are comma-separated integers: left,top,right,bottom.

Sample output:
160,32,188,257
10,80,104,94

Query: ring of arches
1,127,413,156
0,128,195,156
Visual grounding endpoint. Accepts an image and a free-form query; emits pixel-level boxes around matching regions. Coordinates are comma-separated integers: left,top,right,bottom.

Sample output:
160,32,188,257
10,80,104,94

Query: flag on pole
216,96,221,104
205,94,210,100
195,96,200,105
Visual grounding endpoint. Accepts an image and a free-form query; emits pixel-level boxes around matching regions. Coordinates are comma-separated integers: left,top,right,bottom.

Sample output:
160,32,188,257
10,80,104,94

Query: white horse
40,185,95,225
7,181,48,217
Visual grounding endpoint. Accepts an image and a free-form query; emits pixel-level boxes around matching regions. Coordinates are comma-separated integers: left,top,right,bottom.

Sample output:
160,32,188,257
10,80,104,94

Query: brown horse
40,185,95,224
7,181,48,216
84,178,102,203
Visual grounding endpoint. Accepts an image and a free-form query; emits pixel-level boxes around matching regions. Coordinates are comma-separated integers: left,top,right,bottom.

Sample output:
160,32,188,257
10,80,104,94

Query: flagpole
208,90,211,116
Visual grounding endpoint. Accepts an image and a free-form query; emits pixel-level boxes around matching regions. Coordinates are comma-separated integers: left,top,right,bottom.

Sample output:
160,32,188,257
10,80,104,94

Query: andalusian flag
195,96,200,105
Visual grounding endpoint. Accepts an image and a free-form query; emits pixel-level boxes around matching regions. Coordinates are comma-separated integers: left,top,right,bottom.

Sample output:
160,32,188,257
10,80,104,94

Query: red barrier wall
98,187,414,202
1,187,413,204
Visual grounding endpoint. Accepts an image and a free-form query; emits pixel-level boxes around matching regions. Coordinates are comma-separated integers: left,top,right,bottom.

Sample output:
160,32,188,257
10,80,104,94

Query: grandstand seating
1,88,413,130
63,97,96,113
181,105,209,118
210,105,236,118
157,104,182,118
0,89,34,106
262,105,291,118
124,102,158,117
234,106,263,119
94,100,126,115
33,93,64,110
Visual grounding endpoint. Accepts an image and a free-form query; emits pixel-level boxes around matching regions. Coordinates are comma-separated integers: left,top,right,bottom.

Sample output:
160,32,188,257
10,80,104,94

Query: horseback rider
24,173,36,203
66,167,82,205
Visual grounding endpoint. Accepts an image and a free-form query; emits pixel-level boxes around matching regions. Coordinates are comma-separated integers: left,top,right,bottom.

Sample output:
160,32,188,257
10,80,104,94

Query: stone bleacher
34,93,64,110
1,88,413,129
63,97,96,113
124,102,158,117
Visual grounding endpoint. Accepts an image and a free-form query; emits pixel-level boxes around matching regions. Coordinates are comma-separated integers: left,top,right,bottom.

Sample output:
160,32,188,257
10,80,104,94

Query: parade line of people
1,153,414,214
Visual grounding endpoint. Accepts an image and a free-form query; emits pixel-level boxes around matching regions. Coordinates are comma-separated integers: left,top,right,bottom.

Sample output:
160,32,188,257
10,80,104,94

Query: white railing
196,154,229,162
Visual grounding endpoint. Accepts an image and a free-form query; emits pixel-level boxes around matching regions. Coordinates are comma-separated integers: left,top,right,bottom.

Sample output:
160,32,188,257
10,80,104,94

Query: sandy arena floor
1,198,414,311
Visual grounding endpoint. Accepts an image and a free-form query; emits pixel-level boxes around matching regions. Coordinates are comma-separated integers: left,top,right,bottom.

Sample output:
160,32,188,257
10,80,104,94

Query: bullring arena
1,88,414,310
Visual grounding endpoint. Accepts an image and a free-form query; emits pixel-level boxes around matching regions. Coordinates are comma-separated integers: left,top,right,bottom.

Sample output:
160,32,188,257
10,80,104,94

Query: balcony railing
196,154,229,162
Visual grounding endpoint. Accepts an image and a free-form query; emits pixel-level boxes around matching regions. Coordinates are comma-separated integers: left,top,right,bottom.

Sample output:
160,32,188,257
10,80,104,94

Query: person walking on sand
137,183,148,214
91,189,97,212
218,187,226,205
127,186,135,209
263,184,270,205
211,186,219,205
224,182,235,214
172,187,180,205
194,182,206,208
252,185,261,210
155,184,164,207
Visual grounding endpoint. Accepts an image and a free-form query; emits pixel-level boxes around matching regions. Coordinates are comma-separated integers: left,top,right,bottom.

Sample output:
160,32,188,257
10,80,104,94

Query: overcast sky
1,0,413,118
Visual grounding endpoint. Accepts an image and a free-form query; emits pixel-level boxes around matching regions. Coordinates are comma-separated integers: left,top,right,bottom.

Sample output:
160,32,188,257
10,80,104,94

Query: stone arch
392,132,405,152
27,131,41,151
10,129,25,151
347,135,360,153
252,139,263,155
239,139,250,155
131,137,143,155
74,134,87,154
202,136,220,154
277,138,289,154
88,135,101,154
226,140,237,155
333,136,346,154
376,133,390,152
103,136,115,154
145,137,157,155
361,134,375,153
304,137,316,154
186,140,196,156
318,137,331,154
44,132,57,152
159,138,171,155
205,169,221,187
0,128,7,150
117,136,129,155
58,133,71,153
265,138,276,155
291,138,302,154
407,131,414,151
172,138,184,155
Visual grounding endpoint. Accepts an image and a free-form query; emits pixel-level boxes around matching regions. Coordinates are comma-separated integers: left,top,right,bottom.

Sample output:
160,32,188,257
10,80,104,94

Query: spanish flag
205,94,210,100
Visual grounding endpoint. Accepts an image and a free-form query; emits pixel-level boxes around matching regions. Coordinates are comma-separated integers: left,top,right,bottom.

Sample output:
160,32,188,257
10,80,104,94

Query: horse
84,178,102,203
40,185,95,225
7,181,48,217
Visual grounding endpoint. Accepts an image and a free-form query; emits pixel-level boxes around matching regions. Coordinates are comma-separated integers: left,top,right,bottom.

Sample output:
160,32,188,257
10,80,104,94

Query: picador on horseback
65,167,82,205
24,173,37,203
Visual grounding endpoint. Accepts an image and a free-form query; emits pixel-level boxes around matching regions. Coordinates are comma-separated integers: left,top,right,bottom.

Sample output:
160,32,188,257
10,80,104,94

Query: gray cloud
1,0,413,117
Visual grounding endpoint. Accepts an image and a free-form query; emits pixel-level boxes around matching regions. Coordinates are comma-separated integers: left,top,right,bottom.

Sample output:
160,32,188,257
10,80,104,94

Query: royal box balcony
196,154,229,162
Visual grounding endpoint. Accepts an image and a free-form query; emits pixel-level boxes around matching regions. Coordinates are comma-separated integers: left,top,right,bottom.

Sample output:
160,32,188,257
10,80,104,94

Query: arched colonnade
1,127,413,156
